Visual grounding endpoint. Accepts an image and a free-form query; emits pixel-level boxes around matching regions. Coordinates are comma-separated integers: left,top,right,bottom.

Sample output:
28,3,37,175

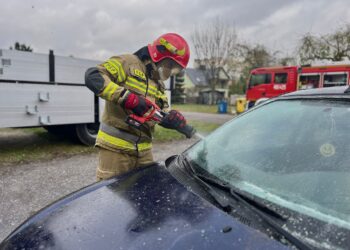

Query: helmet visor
156,59,184,80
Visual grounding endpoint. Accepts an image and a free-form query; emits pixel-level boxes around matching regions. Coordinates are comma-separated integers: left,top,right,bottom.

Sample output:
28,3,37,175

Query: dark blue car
2,87,350,249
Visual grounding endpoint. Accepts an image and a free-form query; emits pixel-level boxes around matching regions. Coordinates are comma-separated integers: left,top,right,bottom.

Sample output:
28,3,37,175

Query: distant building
184,67,231,104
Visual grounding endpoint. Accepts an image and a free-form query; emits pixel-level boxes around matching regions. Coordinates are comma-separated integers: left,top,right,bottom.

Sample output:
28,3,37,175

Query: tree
9,42,33,52
234,44,276,92
298,24,350,63
237,44,277,69
277,55,297,66
229,77,246,95
228,43,297,95
171,71,186,103
191,18,237,103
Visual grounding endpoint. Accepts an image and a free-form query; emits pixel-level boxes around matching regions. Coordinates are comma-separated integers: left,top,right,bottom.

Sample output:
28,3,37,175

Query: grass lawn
0,120,220,166
0,128,96,166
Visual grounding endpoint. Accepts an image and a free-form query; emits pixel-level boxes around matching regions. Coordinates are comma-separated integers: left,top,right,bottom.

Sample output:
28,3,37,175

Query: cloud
240,0,350,55
0,0,349,65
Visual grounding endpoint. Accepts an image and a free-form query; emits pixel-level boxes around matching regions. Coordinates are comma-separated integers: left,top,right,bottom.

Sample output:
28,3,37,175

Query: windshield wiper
197,173,289,221
181,155,313,250
182,156,287,220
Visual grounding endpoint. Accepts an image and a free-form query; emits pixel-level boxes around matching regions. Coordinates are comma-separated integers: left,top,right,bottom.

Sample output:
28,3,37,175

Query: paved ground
182,111,233,124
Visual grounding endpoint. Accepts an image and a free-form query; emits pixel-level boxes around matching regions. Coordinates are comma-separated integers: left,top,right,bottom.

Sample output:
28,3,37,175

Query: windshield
185,99,350,229
249,73,272,87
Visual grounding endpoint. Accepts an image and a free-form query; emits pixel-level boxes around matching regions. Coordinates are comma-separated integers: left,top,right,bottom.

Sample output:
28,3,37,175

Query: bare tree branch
298,24,350,63
191,18,237,100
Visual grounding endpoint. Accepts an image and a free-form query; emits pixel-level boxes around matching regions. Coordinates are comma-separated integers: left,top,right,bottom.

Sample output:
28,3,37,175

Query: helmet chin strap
145,60,161,81
134,46,161,81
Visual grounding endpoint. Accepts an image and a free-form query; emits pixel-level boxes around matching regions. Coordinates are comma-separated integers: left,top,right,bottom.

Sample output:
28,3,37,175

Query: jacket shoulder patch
132,68,147,82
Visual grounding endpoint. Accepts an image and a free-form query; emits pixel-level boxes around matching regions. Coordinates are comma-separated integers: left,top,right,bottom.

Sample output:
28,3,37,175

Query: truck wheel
75,123,99,146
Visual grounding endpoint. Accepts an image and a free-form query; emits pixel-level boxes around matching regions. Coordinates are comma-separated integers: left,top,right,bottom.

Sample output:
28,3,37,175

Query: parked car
2,86,350,250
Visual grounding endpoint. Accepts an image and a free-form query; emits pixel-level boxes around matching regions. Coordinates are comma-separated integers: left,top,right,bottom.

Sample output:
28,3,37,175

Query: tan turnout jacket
95,54,169,154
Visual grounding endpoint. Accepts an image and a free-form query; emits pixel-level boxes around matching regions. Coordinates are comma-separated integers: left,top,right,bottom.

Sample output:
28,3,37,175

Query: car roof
282,86,350,97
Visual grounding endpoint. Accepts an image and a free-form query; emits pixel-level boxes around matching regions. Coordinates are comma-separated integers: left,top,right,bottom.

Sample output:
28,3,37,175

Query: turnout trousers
96,147,154,181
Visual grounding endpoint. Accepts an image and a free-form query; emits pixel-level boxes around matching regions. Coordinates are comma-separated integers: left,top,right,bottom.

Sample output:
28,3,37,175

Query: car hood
1,163,287,250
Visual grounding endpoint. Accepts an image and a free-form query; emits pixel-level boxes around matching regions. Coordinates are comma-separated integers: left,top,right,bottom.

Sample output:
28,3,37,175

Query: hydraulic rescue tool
125,99,196,138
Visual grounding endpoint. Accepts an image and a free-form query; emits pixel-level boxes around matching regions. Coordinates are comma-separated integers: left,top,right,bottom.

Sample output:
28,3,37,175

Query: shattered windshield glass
186,99,350,229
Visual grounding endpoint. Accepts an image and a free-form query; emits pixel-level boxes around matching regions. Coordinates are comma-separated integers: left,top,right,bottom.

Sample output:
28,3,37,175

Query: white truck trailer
0,49,104,145
0,49,172,146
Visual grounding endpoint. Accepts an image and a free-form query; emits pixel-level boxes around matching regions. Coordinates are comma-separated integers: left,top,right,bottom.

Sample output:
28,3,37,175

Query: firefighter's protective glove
122,91,152,116
160,110,186,129
160,110,196,138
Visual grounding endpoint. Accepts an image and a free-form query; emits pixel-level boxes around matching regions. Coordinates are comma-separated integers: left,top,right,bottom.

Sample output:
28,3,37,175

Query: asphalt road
0,111,232,241
182,111,234,124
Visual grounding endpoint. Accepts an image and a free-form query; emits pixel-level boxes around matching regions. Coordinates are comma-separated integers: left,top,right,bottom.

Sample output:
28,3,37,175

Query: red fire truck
245,64,350,108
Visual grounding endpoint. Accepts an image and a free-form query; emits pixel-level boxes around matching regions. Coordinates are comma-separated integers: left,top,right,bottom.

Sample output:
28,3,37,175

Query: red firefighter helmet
148,33,190,68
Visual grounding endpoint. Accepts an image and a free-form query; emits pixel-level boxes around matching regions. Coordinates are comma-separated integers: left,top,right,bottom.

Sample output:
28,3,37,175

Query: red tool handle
125,99,164,128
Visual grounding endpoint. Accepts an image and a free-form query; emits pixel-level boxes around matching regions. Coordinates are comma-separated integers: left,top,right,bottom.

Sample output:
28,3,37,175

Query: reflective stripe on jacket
95,54,169,152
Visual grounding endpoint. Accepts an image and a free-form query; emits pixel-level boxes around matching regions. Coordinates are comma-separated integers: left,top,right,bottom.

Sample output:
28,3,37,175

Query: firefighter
85,33,190,181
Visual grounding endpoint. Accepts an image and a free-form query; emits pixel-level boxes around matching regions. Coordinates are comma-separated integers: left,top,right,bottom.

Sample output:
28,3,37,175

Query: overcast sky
1,0,350,66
